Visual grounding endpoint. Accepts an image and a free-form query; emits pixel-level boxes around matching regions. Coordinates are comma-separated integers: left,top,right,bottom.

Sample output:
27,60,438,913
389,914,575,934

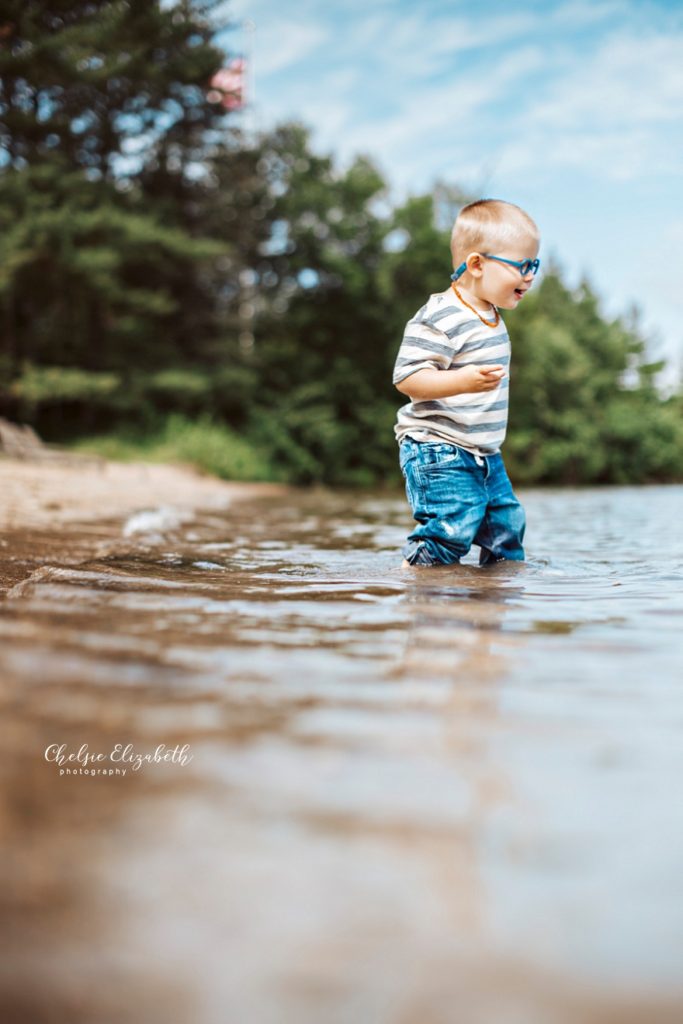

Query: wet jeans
399,438,526,566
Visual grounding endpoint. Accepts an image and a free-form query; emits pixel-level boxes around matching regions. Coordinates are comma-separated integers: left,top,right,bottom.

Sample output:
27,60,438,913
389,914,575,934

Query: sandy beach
0,453,285,597
0,454,284,532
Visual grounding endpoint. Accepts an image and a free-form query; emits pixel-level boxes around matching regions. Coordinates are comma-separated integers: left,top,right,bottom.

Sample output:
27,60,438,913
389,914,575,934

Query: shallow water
1,485,682,1024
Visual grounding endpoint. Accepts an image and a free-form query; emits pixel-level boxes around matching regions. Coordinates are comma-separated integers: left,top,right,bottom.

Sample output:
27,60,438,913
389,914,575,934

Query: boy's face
466,238,540,310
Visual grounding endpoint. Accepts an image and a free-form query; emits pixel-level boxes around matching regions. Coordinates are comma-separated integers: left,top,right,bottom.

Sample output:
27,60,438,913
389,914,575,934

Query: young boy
393,198,540,567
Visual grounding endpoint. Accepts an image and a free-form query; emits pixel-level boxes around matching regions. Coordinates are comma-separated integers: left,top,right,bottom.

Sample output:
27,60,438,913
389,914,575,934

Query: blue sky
216,0,683,385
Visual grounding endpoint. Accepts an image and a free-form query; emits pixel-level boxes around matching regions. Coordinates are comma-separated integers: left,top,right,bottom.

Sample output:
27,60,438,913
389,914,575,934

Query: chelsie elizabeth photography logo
45,742,194,777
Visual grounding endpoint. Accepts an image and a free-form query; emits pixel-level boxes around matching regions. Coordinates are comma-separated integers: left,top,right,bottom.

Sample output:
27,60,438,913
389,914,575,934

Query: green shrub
70,414,281,482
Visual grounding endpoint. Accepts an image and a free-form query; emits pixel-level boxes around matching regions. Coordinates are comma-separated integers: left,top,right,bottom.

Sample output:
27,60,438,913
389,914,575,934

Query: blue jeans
399,438,526,566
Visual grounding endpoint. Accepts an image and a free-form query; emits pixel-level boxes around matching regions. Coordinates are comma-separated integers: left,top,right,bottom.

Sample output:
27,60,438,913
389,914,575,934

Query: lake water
1,485,682,1024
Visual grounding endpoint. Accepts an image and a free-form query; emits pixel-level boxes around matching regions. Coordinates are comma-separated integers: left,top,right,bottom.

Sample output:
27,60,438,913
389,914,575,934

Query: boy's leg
473,453,526,566
400,441,488,566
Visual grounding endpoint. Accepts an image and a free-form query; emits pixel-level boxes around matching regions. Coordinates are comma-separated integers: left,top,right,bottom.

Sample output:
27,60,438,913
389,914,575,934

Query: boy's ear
466,252,484,277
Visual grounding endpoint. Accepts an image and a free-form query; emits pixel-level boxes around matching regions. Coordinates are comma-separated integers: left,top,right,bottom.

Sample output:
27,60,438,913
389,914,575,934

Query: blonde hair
450,199,539,267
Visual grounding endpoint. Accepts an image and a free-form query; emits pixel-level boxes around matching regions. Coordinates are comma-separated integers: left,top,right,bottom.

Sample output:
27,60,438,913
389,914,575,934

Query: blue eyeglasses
451,254,541,282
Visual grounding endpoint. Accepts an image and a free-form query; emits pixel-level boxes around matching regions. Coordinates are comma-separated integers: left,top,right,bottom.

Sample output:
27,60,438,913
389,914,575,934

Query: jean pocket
399,440,420,472
418,442,461,469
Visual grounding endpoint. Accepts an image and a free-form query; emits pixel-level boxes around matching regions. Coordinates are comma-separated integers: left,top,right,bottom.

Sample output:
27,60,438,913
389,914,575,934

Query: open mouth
514,288,526,298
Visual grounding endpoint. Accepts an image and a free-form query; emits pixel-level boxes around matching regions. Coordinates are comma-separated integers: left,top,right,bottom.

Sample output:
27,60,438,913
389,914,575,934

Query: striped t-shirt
393,287,510,456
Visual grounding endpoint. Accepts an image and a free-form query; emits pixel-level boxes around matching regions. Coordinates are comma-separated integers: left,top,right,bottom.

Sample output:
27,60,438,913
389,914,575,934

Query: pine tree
0,0,234,434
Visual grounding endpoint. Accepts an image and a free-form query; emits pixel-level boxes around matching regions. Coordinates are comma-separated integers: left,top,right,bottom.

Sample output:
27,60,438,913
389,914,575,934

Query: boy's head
450,199,540,310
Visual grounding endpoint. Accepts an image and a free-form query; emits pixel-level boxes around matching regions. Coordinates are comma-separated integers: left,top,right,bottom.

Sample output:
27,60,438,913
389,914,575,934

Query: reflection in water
1,487,683,1023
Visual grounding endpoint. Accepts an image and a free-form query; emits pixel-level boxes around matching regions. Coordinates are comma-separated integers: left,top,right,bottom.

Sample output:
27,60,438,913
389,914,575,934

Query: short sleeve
392,317,454,386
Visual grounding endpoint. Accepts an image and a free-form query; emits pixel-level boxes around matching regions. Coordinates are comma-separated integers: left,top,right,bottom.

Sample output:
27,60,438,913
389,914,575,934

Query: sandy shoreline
0,454,285,532
0,454,286,595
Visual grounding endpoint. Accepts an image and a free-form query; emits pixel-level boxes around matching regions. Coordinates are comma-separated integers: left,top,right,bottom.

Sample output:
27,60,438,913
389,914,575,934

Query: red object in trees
207,59,246,110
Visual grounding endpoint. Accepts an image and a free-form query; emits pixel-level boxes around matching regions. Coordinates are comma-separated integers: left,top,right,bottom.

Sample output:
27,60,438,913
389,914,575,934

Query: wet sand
0,454,284,531
0,454,284,595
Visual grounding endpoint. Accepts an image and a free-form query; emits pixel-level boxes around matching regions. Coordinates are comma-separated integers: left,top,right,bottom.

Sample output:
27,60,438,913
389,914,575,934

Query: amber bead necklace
451,283,500,328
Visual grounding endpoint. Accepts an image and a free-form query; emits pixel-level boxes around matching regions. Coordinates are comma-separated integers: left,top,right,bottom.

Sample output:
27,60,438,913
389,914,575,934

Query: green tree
245,123,396,483
0,0,233,433
2,4,680,487
505,267,683,483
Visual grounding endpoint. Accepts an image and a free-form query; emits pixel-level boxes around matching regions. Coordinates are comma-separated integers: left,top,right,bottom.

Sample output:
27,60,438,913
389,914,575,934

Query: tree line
1,0,681,486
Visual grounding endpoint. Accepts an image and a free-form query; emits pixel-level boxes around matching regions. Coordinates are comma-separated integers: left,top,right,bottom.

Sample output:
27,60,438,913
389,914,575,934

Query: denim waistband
399,437,498,467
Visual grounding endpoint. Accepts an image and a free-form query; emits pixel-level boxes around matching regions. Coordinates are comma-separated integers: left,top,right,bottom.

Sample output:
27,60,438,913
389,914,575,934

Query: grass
68,414,283,482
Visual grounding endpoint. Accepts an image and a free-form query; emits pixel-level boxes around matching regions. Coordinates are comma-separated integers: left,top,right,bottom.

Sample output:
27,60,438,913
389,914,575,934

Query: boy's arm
392,311,505,400
396,364,506,399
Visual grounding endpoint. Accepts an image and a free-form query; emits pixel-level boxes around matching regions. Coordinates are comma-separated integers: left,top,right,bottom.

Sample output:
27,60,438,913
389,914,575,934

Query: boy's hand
455,364,506,393
395,364,506,400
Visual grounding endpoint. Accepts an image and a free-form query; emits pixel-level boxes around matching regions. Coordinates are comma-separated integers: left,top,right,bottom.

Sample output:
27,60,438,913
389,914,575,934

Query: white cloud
499,30,683,180
305,43,549,190
241,1,683,187
253,21,329,76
